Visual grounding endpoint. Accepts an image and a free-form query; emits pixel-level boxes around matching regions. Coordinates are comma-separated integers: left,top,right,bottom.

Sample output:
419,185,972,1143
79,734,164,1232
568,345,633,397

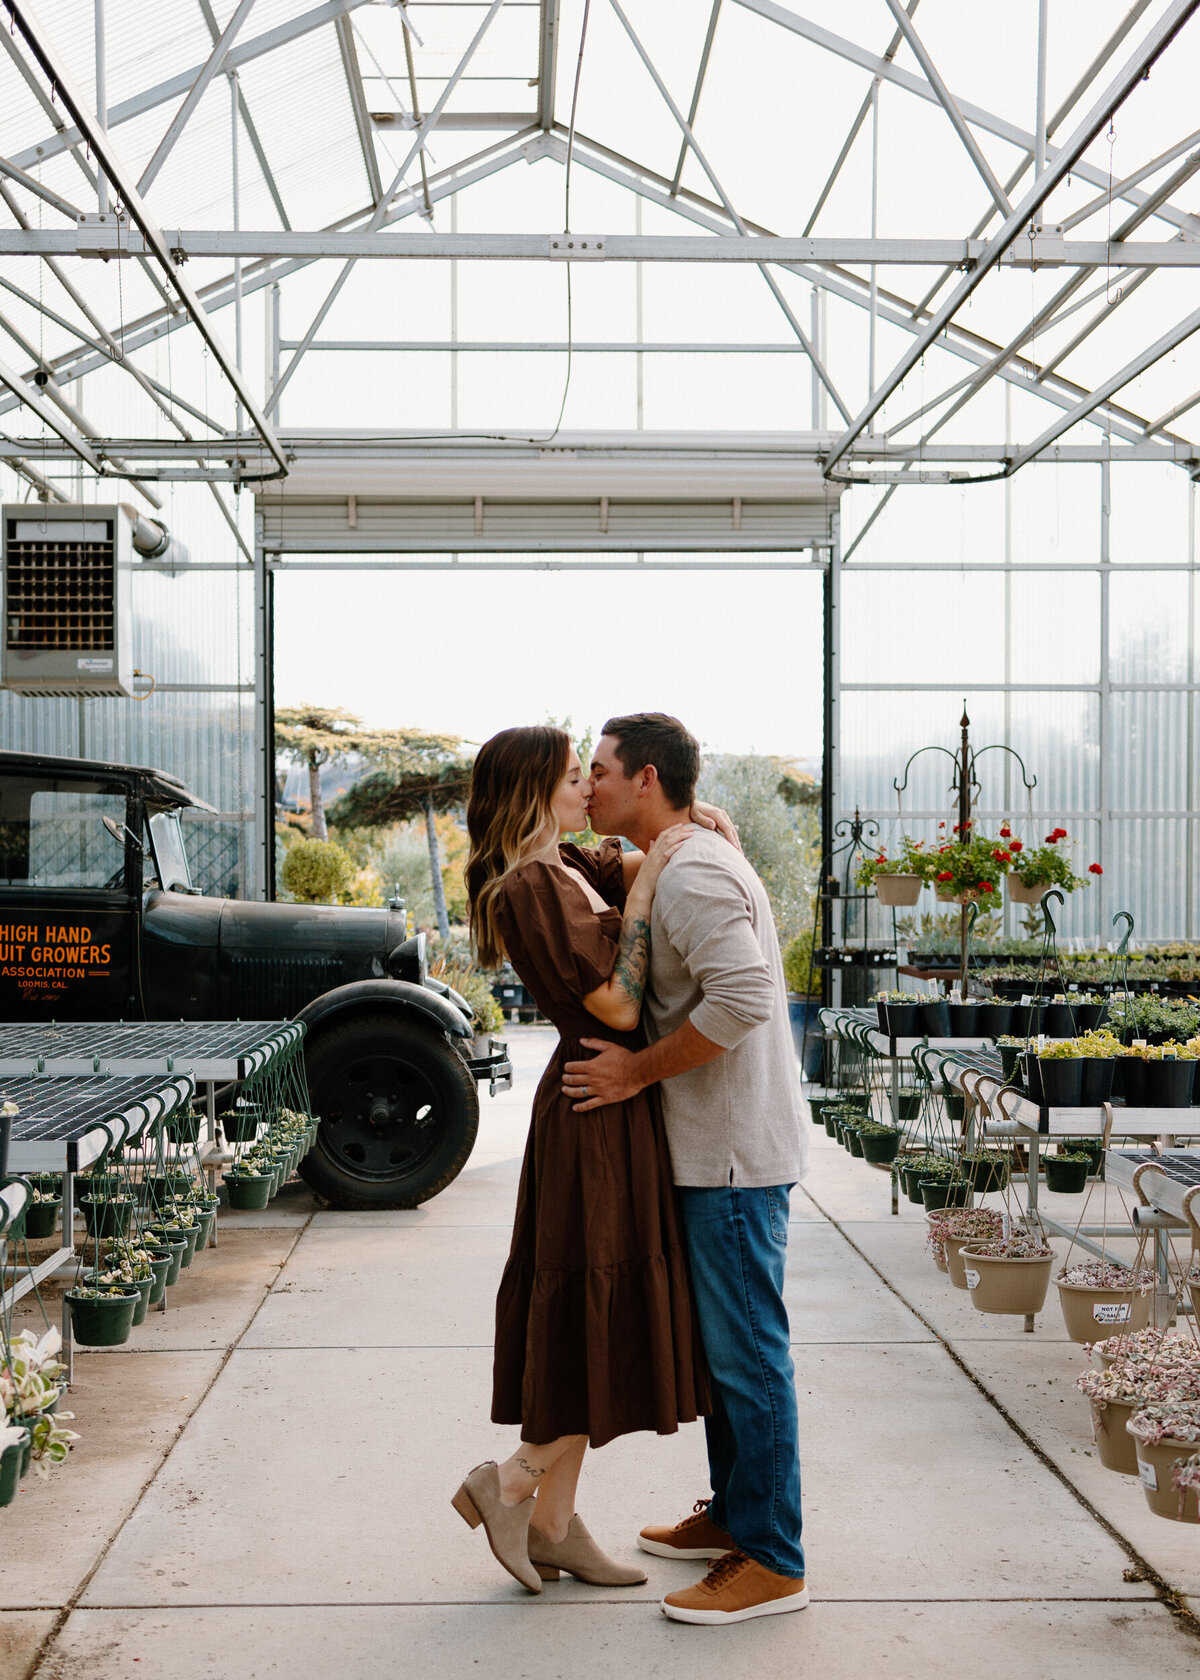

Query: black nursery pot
1011,1001,1046,1037
975,1002,1013,1037
1073,1002,1108,1031
919,999,951,1038
875,1001,889,1033
1143,1059,1196,1109
1044,1156,1089,1195
1078,1058,1116,1105
1036,1058,1083,1107
883,1003,921,1037
1041,1002,1078,1038
947,1003,981,1039
999,1043,1026,1082
1023,1052,1044,1104
1117,1057,1147,1107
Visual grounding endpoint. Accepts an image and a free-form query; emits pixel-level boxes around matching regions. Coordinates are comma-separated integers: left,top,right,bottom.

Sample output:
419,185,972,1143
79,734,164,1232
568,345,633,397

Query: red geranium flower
1089,862,1103,875
999,824,1012,838
992,849,1011,863
936,871,954,882
938,821,946,829
1009,839,1023,853
980,881,994,893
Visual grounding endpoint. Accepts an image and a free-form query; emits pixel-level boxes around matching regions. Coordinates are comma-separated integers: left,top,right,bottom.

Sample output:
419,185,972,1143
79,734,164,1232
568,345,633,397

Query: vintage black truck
0,749,511,1207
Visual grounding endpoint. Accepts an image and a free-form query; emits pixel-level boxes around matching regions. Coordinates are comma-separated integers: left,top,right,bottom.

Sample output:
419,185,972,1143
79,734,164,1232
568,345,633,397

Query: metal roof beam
822,0,1200,477
735,0,1200,239
536,0,559,129
2,0,287,477
0,152,81,218
197,0,291,231
137,0,257,197
10,0,373,173
336,10,382,205
669,0,722,198
881,0,1010,218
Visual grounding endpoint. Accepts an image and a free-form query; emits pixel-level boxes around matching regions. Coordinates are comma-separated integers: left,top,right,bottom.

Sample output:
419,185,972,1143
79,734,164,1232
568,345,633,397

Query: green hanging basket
67,1285,141,1347
224,1173,273,1211
79,1197,133,1240
0,1432,27,1507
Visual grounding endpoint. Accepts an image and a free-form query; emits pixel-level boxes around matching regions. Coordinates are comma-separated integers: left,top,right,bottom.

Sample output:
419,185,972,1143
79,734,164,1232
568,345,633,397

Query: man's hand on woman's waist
562,1020,726,1112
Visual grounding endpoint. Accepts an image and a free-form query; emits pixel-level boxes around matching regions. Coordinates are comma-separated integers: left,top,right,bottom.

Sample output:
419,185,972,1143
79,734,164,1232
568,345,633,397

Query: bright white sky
273,563,825,760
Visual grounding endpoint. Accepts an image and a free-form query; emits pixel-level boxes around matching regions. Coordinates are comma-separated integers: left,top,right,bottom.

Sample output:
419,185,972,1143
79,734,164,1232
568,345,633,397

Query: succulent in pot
939,1208,1005,1290
1127,1401,1200,1522
961,1233,1055,1316
1055,1259,1157,1344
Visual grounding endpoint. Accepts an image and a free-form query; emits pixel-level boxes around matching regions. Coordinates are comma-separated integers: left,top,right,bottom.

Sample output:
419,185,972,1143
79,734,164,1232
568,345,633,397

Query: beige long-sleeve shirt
644,829,808,1189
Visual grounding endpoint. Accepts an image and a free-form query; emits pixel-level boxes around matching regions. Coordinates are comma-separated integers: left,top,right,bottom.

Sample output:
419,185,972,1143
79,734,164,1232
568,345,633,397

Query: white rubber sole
637,1537,732,1561
660,1584,810,1625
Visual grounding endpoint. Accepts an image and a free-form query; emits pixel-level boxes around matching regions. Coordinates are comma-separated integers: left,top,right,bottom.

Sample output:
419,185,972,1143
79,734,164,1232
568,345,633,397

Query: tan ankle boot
528,1515,648,1586
451,1461,542,1593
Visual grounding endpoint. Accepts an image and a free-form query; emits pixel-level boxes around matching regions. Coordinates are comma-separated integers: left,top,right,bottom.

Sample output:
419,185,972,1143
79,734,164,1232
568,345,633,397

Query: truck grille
227,954,344,1017
4,526,115,650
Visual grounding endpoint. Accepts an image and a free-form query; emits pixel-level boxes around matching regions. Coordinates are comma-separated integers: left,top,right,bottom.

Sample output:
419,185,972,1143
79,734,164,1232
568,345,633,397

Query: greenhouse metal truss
0,0,1197,494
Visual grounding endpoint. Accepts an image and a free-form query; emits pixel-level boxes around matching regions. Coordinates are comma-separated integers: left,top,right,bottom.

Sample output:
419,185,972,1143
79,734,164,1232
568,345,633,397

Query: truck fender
296,978,472,1041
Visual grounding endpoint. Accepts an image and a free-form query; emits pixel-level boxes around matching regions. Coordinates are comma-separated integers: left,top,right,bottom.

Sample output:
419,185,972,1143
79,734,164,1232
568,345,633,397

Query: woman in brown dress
451,725,717,1593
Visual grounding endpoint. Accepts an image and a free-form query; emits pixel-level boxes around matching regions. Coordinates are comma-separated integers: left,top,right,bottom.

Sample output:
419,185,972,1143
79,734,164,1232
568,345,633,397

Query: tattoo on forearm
516,1457,545,1480
613,916,650,1007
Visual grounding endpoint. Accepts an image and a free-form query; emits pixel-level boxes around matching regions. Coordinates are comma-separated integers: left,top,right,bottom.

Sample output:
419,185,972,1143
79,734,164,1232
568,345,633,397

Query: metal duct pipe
121,503,188,566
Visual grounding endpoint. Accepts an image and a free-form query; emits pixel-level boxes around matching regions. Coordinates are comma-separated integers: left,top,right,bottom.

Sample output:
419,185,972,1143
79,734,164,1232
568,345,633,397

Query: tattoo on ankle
516,1457,545,1480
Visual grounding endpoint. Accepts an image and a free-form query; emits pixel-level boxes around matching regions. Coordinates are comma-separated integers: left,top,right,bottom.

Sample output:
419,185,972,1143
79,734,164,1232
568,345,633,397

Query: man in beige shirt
563,713,807,1627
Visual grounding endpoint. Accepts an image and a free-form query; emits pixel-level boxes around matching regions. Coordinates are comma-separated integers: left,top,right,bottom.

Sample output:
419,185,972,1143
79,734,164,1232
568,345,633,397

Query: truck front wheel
300,1012,479,1208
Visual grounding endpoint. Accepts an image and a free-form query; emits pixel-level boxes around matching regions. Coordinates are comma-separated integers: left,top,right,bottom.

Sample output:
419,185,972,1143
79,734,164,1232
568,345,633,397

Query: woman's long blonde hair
466,726,571,968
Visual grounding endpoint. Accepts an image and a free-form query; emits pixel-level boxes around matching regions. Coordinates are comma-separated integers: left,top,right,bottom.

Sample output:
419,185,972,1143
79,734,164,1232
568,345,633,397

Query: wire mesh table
2,1071,195,1377
0,1021,305,1081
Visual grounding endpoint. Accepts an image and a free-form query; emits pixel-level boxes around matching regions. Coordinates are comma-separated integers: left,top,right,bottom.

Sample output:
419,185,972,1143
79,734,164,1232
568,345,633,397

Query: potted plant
940,1208,1004,1290
1127,1402,1200,1522
1001,825,1100,904
893,1088,922,1124
65,1281,142,1347
929,825,1009,909
1055,1259,1156,1344
782,930,825,1081
223,1163,274,1211
872,989,921,1037
961,1232,1055,1315
21,1186,62,1240
95,1250,156,1326
899,1152,947,1204
221,1104,265,1144
78,1191,135,1241
919,1162,971,1210
1141,1043,1198,1108
925,1209,953,1272
997,1035,1033,1082
1075,1363,1151,1476
1043,1150,1091,1194
961,1149,1010,1193
855,837,933,907
918,995,951,1037
0,1424,28,1508
1026,1041,1081,1107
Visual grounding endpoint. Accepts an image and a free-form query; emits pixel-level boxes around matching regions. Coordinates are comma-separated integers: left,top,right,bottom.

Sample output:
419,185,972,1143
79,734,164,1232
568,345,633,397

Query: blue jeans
677,1184,804,1579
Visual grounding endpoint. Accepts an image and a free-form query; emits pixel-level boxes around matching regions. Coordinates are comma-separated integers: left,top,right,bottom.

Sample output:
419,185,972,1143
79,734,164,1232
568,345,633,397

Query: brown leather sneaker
661,1550,809,1624
638,1498,734,1561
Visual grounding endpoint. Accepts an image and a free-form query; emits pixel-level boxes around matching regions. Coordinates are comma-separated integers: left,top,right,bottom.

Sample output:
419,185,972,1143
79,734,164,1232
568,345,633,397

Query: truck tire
300,1012,479,1208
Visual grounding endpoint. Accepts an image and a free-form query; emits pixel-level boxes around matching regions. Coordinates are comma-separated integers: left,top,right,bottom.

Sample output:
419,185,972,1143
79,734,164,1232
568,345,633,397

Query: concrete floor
3,1026,1199,1679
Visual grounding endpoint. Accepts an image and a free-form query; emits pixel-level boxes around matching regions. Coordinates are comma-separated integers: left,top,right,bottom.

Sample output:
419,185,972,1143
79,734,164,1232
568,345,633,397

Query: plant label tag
964,1267,980,1290
1139,1459,1158,1492
1020,994,1032,1006
1093,1302,1131,1324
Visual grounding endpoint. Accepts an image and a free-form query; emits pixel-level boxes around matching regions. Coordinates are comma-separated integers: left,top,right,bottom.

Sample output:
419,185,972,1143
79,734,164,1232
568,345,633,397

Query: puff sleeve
557,836,628,910
494,860,621,1008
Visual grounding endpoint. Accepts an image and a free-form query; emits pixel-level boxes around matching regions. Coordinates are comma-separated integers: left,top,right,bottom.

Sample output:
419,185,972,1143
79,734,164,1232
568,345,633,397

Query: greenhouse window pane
1105,819,1191,941
1108,462,1192,566
1009,573,1100,684
1009,464,1099,565
839,691,1006,814
1109,572,1191,684
840,572,1005,686
1108,692,1189,814
1005,693,1100,814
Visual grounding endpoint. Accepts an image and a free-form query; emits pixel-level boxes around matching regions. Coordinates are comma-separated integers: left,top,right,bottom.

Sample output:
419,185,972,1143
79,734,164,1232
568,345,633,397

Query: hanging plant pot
174,1221,202,1268
919,999,951,1037
1008,877,1051,905
920,1178,970,1211
964,1156,1009,1194
66,1285,140,1347
975,1002,1013,1037
1043,1156,1090,1195
1079,1059,1116,1105
944,1091,966,1124
895,1089,922,1123
845,1126,865,1159
875,874,923,908
822,1110,839,1138
224,1173,273,1211
1143,1060,1196,1108
22,1197,61,1239
221,1106,265,1144
130,1274,155,1328
146,1232,187,1287
168,1109,201,1145
193,1205,217,1250
962,1247,1054,1315
145,1246,173,1304
1127,1425,1200,1524
1088,1397,1139,1475
925,1211,950,1272
78,1197,133,1240
1056,1278,1152,1344
0,1431,27,1508
858,1128,900,1167
142,1173,193,1204
945,1232,984,1291
998,1043,1026,1083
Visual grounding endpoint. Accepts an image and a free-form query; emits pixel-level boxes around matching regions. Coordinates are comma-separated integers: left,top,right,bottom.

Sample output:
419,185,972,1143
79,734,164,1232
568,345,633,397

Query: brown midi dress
490,837,709,1449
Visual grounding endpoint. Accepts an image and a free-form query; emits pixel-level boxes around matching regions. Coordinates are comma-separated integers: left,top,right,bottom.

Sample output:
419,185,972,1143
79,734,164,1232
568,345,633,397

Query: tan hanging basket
1127,1424,1200,1523
1007,877,1051,905
1088,1396,1139,1475
1056,1278,1153,1345
874,873,923,908
945,1232,981,1291
961,1246,1054,1315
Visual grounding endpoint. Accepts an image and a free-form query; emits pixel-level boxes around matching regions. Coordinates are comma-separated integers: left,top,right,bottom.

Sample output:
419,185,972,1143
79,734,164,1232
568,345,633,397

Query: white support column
93,0,107,214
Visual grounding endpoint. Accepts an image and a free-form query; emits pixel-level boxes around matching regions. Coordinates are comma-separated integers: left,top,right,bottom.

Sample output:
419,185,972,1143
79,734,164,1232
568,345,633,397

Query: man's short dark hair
601,713,699,809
